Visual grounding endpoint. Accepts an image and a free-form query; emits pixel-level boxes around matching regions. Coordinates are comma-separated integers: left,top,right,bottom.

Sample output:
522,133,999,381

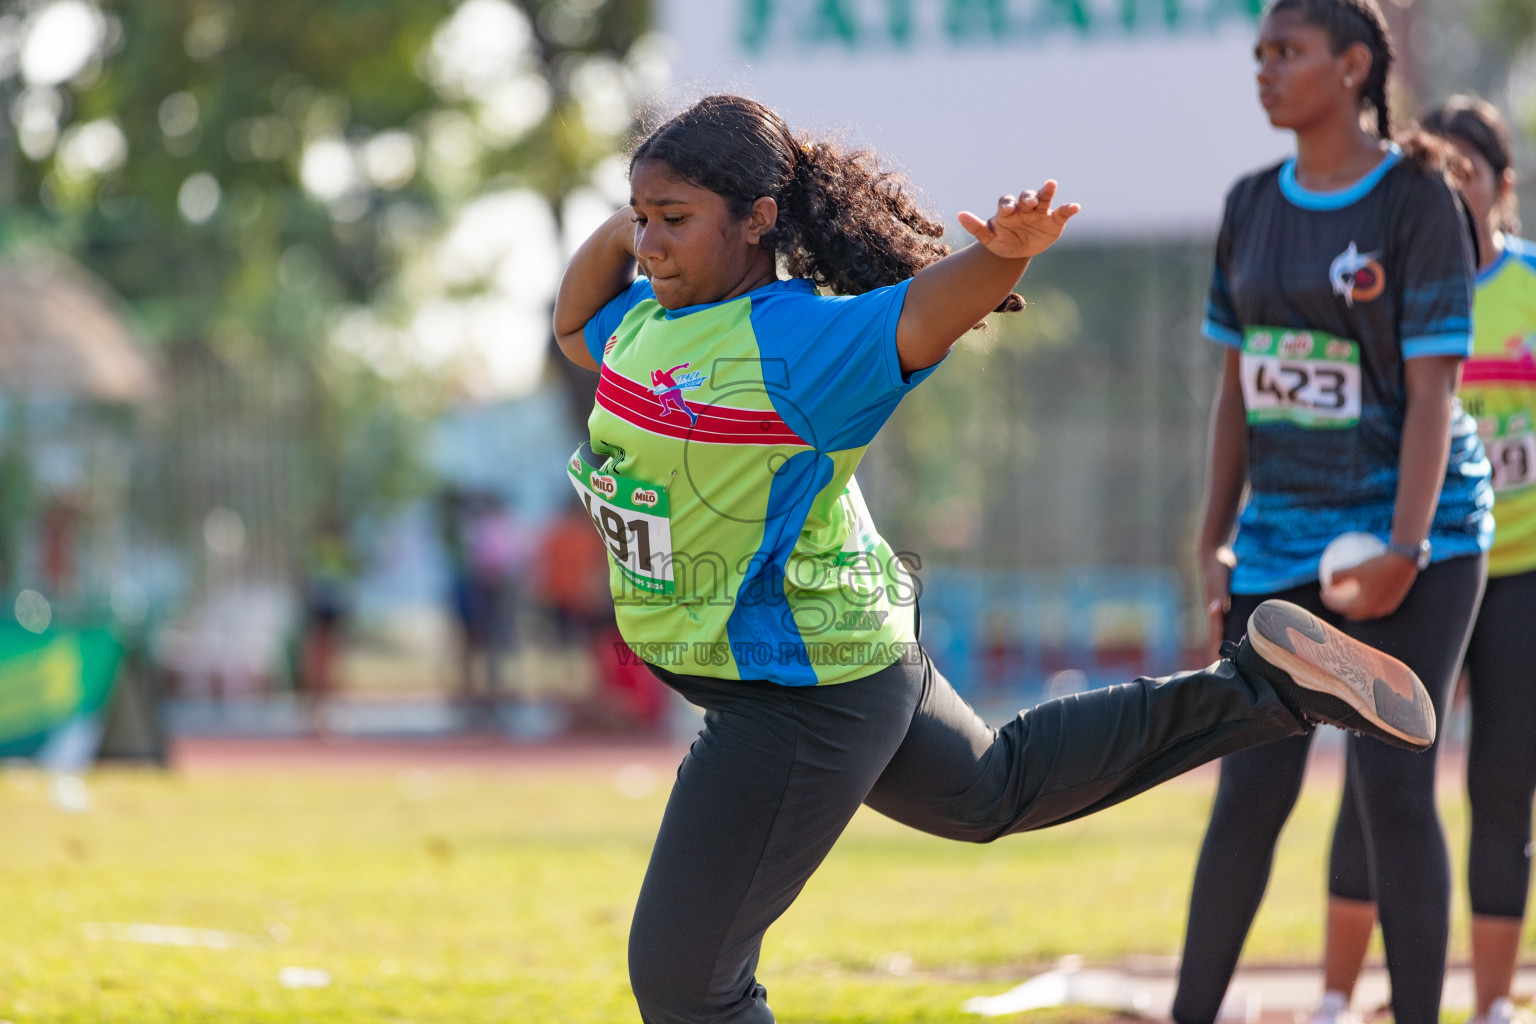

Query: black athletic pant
1329,566,1536,921
630,643,1305,1024
1172,555,1485,1024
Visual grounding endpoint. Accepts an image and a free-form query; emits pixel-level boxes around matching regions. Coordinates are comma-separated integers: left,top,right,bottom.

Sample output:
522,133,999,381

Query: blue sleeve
582,278,655,364
749,279,919,452
1506,235,1536,270
1203,190,1244,348
1397,178,1474,360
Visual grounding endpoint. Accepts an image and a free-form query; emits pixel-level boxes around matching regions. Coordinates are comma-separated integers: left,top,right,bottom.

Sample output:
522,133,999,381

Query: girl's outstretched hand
958,180,1080,259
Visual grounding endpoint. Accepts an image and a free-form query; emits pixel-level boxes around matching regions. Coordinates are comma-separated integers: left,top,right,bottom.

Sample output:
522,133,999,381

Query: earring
1343,76,1354,87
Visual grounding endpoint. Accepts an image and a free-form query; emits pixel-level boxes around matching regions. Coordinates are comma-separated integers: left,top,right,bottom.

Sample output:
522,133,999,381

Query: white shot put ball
1318,532,1387,587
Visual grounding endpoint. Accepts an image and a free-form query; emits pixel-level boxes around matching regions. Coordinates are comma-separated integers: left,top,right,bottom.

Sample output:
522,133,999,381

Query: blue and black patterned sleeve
1201,183,1245,348
1395,174,1475,360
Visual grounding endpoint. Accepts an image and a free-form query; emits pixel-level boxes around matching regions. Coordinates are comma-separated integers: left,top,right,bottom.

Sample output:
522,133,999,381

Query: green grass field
0,755,1484,1023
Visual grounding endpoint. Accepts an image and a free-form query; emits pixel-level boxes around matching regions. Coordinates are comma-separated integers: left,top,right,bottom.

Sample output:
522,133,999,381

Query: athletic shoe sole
1246,600,1435,751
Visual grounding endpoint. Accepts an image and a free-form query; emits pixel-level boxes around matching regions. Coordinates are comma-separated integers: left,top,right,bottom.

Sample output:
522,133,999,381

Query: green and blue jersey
1203,146,1493,594
576,276,932,685
1462,236,1536,577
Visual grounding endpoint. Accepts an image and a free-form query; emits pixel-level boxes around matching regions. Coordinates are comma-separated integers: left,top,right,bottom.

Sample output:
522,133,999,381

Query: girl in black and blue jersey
1309,96,1536,1024
1172,1,1492,1023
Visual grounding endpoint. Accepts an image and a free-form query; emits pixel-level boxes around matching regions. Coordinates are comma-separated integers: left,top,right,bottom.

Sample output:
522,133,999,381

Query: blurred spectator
590,625,668,732
536,499,614,647
41,493,82,599
439,488,532,728
299,518,353,737
538,499,665,732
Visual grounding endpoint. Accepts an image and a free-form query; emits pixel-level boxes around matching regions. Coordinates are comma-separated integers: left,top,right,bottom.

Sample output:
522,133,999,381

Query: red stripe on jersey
596,365,812,446
1462,357,1536,386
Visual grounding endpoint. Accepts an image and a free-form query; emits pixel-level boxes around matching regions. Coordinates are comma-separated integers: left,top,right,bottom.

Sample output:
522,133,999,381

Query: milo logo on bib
567,445,676,596
1278,332,1313,358
1241,326,1362,429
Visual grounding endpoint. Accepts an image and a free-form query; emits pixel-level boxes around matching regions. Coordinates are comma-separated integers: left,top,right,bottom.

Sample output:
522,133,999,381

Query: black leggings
631,645,1304,1024
1172,555,1485,1024
1330,566,1536,920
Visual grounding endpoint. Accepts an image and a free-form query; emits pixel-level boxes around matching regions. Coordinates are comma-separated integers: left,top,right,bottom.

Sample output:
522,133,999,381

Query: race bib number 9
567,445,675,595
1482,411,1536,493
1240,327,1362,429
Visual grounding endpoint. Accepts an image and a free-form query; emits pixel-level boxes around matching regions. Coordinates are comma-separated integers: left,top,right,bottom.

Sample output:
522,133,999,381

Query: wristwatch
1386,538,1432,570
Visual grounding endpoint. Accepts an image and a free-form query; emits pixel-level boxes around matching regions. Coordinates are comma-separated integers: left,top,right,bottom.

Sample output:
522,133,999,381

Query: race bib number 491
1240,327,1362,429
567,446,675,595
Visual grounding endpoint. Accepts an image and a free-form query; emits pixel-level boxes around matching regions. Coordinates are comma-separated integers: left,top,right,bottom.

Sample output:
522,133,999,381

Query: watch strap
1386,539,1431,570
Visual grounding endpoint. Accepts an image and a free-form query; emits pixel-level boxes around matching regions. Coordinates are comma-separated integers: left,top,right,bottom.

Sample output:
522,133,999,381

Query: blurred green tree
0,0,650,570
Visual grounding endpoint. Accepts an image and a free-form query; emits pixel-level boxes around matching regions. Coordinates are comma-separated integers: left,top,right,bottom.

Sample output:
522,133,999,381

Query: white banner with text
657,0,1292,240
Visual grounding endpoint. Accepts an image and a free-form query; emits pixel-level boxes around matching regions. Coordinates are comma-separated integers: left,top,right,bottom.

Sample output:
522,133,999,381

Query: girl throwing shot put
554,93,1442,1024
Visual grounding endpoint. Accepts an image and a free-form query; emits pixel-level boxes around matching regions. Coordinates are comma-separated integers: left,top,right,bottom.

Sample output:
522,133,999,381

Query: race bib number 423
1240,327,1362,429
567,446,675,595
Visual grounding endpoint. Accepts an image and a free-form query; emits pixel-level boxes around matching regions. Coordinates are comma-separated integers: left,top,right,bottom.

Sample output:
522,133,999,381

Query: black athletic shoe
1237,599,1436,752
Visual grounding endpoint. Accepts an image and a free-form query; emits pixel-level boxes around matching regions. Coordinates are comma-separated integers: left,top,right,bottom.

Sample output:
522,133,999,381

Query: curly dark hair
630,94,1023,314
1266,0,1462,176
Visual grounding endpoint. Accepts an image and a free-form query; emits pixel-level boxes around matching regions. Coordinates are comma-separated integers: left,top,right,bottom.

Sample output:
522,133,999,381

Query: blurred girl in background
1308,95,1536,1024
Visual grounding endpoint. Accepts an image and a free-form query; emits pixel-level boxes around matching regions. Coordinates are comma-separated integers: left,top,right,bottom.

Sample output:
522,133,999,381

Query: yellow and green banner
0,625,121,757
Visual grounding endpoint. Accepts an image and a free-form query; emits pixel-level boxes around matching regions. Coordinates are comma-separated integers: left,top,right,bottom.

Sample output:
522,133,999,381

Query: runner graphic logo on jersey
1329,242,1386,307
1504,332,1536,358
650,362,707,425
